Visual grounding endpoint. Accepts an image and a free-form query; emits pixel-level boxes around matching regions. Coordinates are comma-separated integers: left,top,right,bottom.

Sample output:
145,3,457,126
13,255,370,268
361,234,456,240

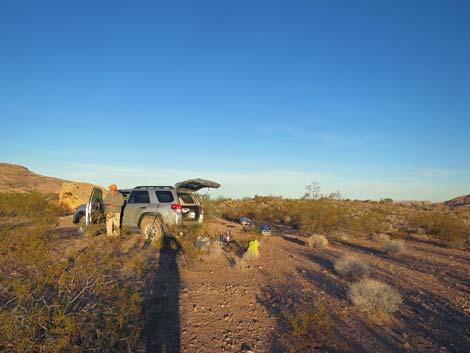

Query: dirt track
56,216,470,353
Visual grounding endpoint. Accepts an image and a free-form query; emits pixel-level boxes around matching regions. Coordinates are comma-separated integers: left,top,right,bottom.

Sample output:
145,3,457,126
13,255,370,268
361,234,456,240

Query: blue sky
1,0,469,201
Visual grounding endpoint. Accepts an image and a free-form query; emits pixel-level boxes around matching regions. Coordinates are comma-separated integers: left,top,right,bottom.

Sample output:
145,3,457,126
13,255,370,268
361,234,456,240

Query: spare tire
140,215,163,241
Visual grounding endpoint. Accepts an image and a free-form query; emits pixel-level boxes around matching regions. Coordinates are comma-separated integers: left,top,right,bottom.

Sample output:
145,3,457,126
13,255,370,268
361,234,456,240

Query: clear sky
1,0,469,201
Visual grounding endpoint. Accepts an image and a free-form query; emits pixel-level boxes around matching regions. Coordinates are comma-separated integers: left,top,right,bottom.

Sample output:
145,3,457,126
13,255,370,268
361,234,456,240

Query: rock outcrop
445,194,470,208
59,182,107,211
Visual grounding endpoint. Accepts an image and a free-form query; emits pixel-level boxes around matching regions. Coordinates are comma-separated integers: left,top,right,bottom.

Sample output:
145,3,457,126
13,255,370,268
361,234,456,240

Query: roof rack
134,186,174,190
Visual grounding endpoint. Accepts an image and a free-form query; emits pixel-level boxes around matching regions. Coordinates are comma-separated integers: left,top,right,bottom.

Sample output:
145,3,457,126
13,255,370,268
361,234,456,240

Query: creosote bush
306,234,329,249
349,279,402,316
279,304,333,352
383,240,405,254
372,233,390,242
334,256,370,280
0,192,144,352
411,211,470,247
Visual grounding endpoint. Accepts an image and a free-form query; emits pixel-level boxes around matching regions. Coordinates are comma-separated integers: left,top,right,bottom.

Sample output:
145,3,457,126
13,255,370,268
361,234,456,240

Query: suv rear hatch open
175,179,220,221
174,178,221,193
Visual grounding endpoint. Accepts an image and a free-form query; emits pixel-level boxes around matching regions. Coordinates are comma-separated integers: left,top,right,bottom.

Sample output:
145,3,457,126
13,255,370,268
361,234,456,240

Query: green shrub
0,193,144,352
411,211,470,247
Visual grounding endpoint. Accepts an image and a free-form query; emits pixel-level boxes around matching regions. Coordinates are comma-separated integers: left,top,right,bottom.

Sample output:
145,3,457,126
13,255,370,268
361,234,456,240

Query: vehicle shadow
144,235,182,353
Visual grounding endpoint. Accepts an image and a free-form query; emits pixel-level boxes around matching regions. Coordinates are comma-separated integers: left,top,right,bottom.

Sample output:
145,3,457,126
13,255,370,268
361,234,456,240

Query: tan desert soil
55,216,470,353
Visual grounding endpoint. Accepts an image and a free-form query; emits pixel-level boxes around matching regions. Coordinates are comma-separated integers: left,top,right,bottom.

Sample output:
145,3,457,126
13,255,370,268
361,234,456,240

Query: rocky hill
0,163,68,194
445,194,470,208
0,163,105,210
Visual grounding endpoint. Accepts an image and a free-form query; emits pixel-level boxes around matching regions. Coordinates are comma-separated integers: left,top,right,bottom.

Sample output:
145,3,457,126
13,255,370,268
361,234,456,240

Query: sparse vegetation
0,192,145,352
411,211,470,247
330,231,350,243
334,256,370,280
383,240,405,254
305,234,329,249
348,279,402,316
279,304,334,352
372,233,390,242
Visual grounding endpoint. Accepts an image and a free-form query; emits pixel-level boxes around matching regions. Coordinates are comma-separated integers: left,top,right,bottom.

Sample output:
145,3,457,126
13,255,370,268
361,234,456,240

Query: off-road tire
140,215,163,242
78,216,87,235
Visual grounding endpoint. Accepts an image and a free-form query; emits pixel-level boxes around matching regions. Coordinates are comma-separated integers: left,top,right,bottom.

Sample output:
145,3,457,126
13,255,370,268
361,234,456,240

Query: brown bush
348,279,402,315
334,256,370,280
382,240,405,254
305,234,329,249
372,233,391,242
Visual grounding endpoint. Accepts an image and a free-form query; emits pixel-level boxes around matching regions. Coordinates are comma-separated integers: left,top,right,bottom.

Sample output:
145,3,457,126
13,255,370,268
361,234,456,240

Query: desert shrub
380,198,394,204
168,223,206,268
389,228,408,239
207,239,223,258
219,197,402,239
351,207,389,235
0,193,144,352
348,279,402,315
330,231,349,243
305,234,329,249
372,233,390,242
197,194,226,219
0,191,63,223
383,240,405,254
411,211,470,247
84,223,107,236
279,304,333,352
334,256,370,280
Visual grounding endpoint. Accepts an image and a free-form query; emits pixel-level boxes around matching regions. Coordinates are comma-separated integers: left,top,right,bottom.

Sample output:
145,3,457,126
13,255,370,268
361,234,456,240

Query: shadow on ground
144,235,182,353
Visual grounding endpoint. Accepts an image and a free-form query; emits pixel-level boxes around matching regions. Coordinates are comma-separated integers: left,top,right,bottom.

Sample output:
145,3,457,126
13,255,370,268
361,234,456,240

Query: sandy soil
55,216,470,353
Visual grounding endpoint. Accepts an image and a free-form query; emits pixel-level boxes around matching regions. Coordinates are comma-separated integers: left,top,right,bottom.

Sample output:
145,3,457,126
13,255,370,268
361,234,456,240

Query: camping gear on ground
260,223,272,236
195,236,211,250
240,216,253,227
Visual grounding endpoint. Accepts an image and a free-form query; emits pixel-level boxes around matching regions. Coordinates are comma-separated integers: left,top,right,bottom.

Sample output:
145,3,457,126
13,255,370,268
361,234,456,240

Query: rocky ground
55,216,470,353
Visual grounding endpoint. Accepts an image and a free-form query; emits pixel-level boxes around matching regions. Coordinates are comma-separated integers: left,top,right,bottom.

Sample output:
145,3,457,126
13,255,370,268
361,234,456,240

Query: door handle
139,206,146,209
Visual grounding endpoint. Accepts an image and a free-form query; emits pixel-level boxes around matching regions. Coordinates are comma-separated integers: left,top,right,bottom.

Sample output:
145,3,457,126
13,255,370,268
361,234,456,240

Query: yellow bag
246,240,259,257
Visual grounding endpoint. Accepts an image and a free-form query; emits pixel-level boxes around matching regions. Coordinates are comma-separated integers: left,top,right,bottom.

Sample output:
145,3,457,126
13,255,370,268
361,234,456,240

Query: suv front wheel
140,215,163,241
78,216,87,235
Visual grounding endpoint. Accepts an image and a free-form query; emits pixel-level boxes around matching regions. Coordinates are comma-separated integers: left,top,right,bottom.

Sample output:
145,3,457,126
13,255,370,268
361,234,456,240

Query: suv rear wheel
140,215,163,241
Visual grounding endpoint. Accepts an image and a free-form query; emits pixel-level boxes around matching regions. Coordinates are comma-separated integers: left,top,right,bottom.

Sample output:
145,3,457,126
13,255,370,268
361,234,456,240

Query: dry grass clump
348,279,402,315
330,231,349,243
334,256,370,280
305,234,329,249
382,240,405,254
372,233,390,242
279,304,333,352
207,239,223,258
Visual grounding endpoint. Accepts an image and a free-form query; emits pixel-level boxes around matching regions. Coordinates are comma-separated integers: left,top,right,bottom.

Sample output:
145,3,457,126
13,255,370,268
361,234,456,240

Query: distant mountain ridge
0,163,68,194
445,194,470,208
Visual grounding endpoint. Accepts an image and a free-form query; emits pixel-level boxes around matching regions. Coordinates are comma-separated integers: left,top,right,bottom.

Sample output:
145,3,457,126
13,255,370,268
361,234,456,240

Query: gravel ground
56,216,470,353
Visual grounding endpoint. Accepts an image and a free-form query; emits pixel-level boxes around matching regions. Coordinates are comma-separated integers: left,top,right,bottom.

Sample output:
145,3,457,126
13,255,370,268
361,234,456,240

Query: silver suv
74,179,220,239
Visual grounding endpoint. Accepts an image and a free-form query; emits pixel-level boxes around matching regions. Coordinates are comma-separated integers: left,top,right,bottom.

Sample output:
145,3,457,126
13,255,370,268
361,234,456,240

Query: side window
128,190,150,204
155,191,175,203
91,188,102,203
